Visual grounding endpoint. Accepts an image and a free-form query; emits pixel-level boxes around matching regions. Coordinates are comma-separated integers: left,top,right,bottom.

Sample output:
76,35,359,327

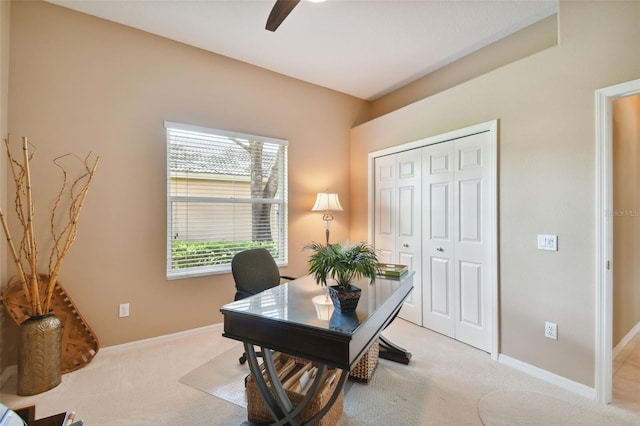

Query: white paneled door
422,132,492,352
422,141,455,337
395,150,422,325
374,150,422,325
374,154,395,265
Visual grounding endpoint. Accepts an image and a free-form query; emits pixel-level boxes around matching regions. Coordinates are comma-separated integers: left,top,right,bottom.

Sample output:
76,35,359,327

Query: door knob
436,247,444,252
403,244,409,248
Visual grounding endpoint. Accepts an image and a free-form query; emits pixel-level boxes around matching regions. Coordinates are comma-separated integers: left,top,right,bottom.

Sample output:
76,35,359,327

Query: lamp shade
312,193,343,212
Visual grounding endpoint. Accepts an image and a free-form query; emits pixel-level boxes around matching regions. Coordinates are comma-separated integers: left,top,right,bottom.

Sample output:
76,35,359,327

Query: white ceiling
46,0,558,101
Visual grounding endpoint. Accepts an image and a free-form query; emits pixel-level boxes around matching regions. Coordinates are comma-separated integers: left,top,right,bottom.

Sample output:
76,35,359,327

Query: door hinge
606,260,611,270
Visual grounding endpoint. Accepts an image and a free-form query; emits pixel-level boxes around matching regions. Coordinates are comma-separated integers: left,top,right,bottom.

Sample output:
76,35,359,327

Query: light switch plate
537,234,558,251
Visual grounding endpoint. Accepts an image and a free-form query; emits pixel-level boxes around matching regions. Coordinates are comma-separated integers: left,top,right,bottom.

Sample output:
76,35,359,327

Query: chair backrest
231,248,281,300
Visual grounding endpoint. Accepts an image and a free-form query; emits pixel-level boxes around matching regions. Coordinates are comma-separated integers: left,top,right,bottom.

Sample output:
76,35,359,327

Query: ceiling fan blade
266,0,301,32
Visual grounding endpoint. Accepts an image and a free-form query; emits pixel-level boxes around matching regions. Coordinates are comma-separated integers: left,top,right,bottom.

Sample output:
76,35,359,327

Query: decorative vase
329,310,361,333
328,284,362,313
17,312,62,396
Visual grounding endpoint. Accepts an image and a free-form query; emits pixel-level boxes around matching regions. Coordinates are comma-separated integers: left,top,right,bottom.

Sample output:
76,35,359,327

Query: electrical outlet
119,303,129,318
545,321,557,340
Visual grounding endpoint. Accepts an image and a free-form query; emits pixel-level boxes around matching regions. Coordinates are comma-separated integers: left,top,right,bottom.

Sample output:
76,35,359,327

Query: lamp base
312,295,334,320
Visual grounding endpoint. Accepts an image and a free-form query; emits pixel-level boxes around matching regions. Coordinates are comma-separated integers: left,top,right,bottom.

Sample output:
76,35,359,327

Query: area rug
179,343,359,410
179,341,471,425
478,389,636,426
179,342,251,408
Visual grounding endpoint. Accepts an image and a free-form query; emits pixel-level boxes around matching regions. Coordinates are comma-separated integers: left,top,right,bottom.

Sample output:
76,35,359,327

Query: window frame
165,121,288,280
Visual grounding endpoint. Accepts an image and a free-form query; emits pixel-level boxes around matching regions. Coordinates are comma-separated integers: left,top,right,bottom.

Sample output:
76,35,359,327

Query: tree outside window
165,122,288,279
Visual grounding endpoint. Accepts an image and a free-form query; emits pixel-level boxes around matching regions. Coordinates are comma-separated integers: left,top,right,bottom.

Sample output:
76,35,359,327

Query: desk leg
378,306,412,365
378,335,412,364
244,344,285,422
243,343,349,426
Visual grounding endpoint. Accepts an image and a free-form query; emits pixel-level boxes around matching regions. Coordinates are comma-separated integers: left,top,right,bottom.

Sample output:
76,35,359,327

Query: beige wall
612,94,640,346
371,13,559,120
0,0,11,375
3,0,369,361
350,0,640,387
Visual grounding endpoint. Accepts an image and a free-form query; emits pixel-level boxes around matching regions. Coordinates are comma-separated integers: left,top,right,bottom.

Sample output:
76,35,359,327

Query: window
165,121,288,279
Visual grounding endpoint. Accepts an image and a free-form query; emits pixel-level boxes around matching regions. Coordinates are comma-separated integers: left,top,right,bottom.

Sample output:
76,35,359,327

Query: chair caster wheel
239,355,247,365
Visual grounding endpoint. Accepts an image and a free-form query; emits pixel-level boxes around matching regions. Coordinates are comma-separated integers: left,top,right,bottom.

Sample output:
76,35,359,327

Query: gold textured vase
17,312,62,396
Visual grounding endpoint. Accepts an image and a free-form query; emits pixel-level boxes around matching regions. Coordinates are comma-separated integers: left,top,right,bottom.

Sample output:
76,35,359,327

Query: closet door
452,132,492,352
422,132,492,352
374,151,422,325
422,142,455,337
374,154,396,265
395,150,422,325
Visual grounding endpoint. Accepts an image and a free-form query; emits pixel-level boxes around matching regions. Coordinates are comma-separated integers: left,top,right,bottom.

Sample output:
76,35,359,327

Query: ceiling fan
265,0,301,32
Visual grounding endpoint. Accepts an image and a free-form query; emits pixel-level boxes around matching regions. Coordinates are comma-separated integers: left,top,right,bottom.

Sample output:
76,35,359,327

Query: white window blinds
165,121,288,279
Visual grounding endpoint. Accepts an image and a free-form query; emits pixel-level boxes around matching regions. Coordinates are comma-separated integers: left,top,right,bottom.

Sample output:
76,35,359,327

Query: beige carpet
2,319,640,425
174,320,640,426
478,389,638,425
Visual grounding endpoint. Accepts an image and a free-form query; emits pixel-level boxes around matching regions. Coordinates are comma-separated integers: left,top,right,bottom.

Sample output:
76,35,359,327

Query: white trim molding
499,354,596,400
613,321,640,359
100,323,221,355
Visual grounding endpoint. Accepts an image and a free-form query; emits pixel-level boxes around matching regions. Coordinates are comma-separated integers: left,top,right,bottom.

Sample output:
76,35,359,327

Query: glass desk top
221,273,414,369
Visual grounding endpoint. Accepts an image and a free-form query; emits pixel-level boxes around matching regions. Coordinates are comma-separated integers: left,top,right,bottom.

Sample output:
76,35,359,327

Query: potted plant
304,241,382,312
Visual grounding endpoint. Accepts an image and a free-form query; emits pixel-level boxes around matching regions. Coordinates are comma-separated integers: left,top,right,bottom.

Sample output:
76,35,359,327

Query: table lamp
312,192,343,246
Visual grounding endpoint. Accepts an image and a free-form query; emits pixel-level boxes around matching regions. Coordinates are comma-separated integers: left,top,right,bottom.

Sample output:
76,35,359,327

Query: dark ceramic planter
328,284,361,313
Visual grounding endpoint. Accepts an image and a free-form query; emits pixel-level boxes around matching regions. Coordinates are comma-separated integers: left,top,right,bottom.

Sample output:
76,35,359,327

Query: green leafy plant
304,241,382,291
171,240,277,269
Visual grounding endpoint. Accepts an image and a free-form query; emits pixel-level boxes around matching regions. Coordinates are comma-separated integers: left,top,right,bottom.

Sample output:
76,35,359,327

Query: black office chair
231,248,295,364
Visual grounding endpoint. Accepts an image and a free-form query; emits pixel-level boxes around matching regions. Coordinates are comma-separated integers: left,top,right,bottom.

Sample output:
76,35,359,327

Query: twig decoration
0,136,99,315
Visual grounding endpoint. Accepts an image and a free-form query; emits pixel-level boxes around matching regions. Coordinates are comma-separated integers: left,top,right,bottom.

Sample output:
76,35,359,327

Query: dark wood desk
221,273,414,425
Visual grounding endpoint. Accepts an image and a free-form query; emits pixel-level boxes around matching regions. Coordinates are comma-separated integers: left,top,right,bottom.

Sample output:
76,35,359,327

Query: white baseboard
498,353,596,400
0,365,16,388
100,323,222,355
1,324,222,385
613,321,640,359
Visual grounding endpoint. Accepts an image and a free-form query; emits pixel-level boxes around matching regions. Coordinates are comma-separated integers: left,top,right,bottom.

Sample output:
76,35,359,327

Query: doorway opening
595,78,640,404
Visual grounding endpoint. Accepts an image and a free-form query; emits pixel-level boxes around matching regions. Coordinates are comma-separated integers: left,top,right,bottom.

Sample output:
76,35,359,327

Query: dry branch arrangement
0,136,99,316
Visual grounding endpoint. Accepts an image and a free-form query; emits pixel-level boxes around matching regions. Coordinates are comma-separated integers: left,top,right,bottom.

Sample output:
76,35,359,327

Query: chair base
239,350,265,365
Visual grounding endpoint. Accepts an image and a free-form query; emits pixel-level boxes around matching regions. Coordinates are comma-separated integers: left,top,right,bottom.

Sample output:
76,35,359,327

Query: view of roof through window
169,129,279,177
165,122,288,279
